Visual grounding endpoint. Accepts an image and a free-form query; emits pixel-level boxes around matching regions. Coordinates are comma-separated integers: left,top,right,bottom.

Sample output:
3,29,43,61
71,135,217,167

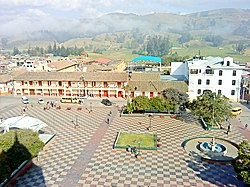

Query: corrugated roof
131,56,162,63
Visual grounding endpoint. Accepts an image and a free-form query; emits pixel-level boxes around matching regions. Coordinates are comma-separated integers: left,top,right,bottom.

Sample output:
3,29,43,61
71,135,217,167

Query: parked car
101,99,112,106
231,107,242,116
21,96,29,104
38,98,44,104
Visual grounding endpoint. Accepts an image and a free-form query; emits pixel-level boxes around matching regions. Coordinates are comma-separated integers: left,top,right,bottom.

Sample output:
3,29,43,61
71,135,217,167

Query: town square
0,95,249,186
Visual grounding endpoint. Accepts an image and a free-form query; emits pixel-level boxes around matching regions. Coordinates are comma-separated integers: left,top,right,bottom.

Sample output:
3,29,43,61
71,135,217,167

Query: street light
148,114,153,130
137,140,141,154
137,139,142,159
90,102,92,112
75,114,79,128
80,76,86,96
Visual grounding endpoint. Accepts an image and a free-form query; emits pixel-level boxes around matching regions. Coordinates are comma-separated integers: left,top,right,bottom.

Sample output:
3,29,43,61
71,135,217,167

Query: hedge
0,130,44,183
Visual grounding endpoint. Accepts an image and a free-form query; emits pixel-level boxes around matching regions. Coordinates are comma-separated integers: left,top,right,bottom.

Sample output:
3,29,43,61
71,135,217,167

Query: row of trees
13,43,85,57
125,88,189,114
126,89,232,127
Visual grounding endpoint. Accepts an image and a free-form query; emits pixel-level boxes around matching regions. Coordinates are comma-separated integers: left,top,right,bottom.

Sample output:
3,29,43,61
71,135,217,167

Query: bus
60,96,79,104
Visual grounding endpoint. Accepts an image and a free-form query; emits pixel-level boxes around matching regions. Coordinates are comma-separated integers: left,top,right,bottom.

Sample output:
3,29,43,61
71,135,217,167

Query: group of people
44,101,58,110
21,105,28,114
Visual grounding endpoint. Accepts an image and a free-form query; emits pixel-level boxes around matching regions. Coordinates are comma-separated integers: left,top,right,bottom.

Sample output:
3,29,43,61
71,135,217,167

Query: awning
0,115,48,133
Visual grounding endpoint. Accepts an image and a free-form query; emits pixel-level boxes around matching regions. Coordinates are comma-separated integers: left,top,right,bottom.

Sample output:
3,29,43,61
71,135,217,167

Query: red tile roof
92,58,112,64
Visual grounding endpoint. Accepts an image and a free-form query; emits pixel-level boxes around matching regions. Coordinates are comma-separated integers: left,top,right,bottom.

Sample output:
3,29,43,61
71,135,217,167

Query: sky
0,0,249,37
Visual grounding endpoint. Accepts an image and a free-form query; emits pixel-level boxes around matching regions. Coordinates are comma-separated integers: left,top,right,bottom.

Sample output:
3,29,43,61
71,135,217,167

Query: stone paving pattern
1,103,248,187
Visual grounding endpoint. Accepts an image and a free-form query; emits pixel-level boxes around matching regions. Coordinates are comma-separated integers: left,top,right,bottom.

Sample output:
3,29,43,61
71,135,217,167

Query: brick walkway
62,109,117,186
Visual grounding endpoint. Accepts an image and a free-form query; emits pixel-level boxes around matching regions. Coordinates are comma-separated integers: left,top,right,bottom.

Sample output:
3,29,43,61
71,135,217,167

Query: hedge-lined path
0,103,247,186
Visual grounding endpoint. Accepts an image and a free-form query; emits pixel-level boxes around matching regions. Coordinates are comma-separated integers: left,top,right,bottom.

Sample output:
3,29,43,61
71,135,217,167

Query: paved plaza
0,101,248,187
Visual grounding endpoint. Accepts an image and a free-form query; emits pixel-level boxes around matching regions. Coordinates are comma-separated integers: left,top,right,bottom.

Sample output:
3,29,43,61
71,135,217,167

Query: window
233,70,236,76
205,69,214,74
218,90,222,95
219,70,223,76
203,90,212,94
197,89,201,94
198,79,202,85
232,80,236,85
199,69,201,73
206,79,210,85
218,80,222,85
231,90,235,95
190,69,198,74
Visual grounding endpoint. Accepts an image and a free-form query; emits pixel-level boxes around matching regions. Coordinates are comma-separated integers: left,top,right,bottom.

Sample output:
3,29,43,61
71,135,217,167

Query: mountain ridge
1,8,250,48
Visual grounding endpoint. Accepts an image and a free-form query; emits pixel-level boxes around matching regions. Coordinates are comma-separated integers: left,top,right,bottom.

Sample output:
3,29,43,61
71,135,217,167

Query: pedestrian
245,124,248,129
227,124,232,135
107,118,109,124
109,111,112,116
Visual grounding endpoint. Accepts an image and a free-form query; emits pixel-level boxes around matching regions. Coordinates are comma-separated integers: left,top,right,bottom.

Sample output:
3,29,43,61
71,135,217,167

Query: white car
38,98,44,104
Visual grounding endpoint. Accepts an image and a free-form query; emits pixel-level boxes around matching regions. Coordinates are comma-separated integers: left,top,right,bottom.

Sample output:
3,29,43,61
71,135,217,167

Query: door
104,90,108,97
58,89,63,96
117,82,121,88
150,92,154,98
118,91,123,97
131,92,134,98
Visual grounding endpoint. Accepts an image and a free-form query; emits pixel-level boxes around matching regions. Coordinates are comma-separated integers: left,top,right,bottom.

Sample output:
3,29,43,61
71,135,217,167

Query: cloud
0,0,249,37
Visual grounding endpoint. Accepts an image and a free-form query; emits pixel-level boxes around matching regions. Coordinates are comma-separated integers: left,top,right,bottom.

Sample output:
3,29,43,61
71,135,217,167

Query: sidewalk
231,117,250,142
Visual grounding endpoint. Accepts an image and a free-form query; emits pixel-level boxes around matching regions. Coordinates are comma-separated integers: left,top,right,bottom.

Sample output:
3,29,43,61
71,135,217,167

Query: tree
52,42,57,56
47,44,53,54
13,47,20,55
189,92,232,126
149,96,165,111
204,35,224,47
178,33,192,44
161,88,189,106
232,140,250,184
145,35,171,57
234,43,246,54
130,96,150,111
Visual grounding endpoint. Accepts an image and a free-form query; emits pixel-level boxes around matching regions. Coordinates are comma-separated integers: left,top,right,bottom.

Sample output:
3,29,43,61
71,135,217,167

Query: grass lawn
116,132,156,147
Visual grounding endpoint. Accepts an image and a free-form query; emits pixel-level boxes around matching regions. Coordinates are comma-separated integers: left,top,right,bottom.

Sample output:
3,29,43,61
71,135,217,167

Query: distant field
172,45,250,62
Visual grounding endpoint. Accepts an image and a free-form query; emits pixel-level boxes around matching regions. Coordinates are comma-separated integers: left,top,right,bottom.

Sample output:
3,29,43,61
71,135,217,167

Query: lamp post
148,114,153,130
90,102,92,112
137,140,142,159
75,114,79,128
212,92,215,126
137,140,141,154
80,76,86,96
236,80,240,102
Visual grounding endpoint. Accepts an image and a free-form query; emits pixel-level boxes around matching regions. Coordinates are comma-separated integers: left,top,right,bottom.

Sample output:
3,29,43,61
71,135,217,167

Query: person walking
245,124,248,129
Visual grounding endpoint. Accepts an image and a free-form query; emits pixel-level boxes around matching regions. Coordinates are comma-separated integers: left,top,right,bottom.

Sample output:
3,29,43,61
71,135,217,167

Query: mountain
1,8,250,49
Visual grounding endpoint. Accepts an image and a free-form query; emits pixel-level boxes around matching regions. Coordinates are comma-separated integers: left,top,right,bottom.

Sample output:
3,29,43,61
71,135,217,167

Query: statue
211,137,216,152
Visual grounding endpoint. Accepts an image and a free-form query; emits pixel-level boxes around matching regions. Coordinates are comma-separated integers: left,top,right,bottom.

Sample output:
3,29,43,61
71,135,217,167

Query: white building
187,56,245,101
